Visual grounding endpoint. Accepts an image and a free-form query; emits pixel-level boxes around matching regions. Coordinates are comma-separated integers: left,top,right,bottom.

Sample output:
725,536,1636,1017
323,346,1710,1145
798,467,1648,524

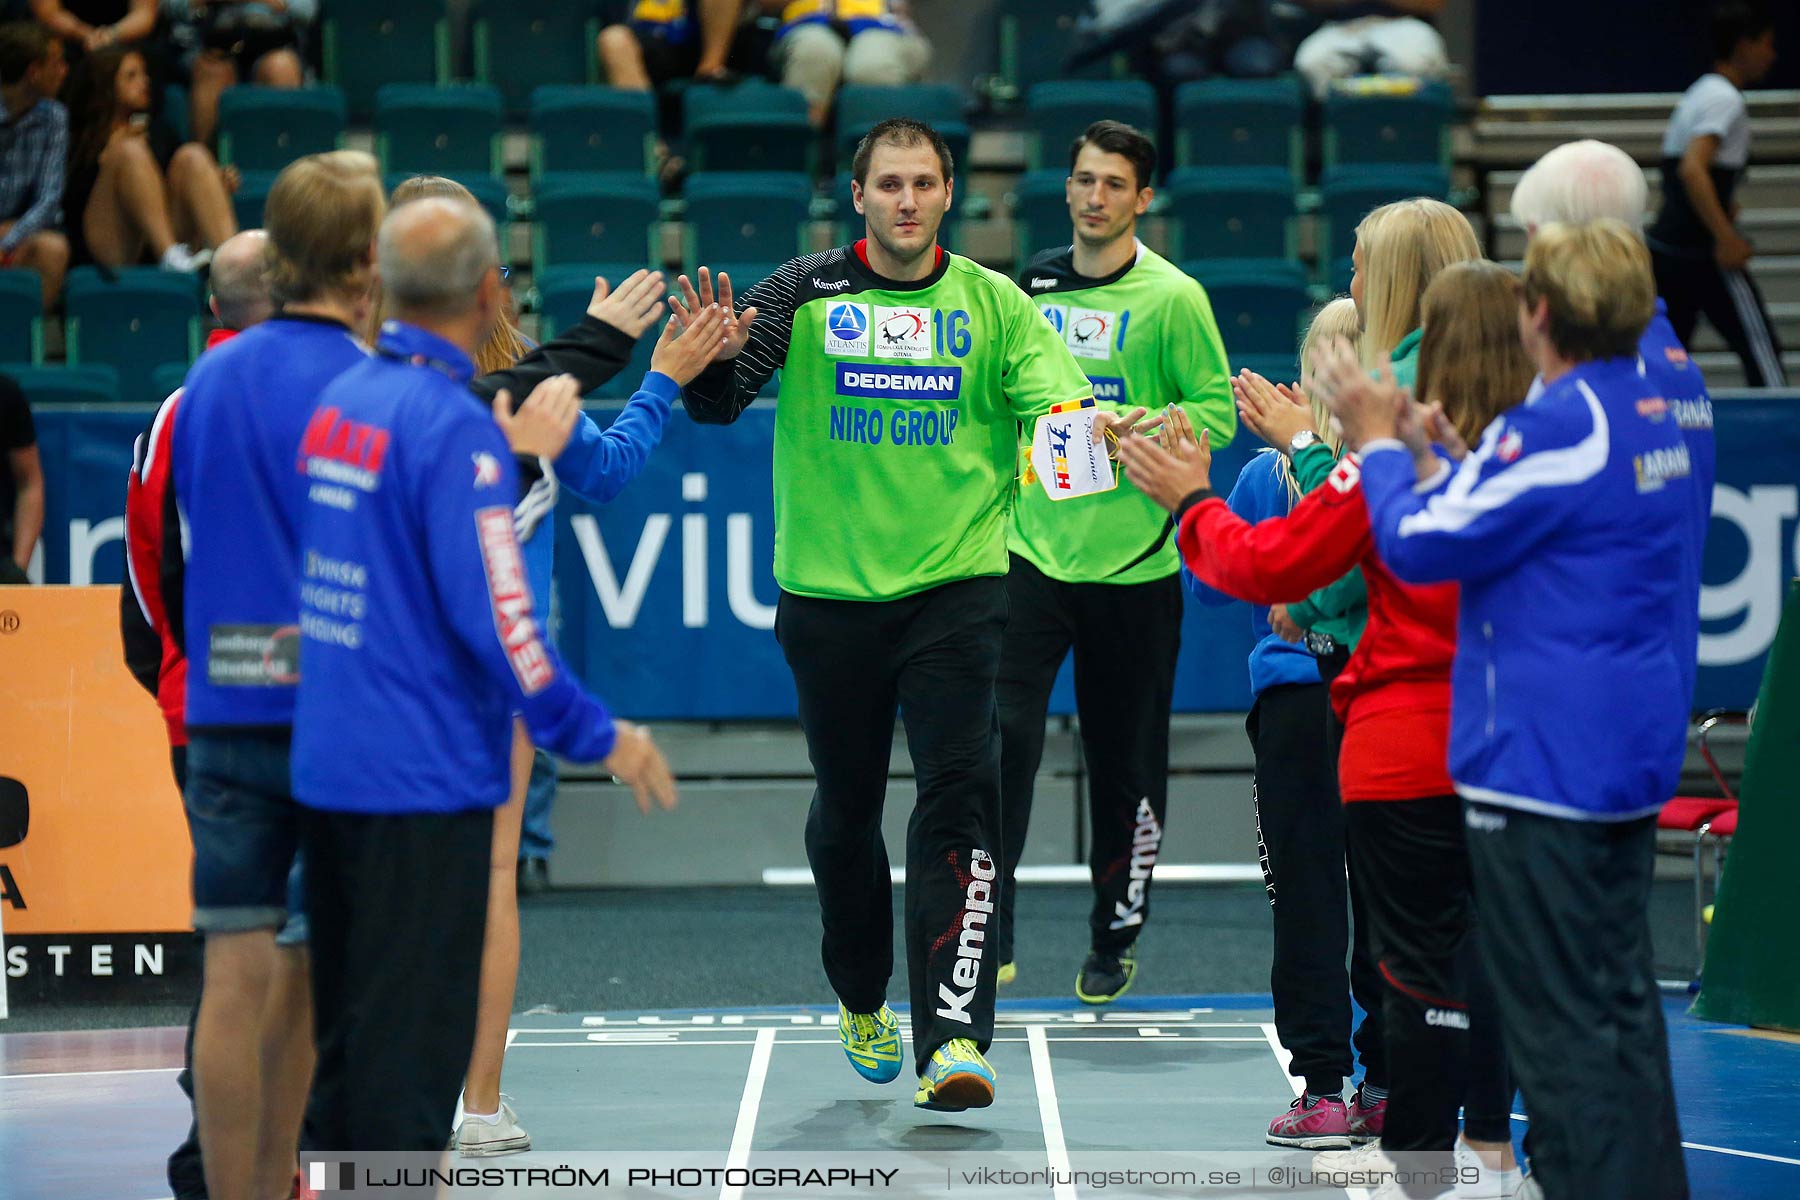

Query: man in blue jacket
1319,220,1696,1200
171,150,386,1200
290,195,714,1155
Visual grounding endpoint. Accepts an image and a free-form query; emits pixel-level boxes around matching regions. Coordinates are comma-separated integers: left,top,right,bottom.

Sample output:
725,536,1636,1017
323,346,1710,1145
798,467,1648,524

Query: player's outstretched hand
493,374,582,460
649,305,732,386
1157,405,1200,454
1232,369,1316,452
1091,405,1165,459
603,719,678,814
1119,426,1212,514
669,267,758,360
586,269,668,339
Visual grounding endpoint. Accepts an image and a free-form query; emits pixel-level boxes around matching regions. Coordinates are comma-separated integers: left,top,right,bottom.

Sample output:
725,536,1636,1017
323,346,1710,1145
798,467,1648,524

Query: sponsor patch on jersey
1039,303,1067,335
1327,457,1362,494
1065,307,1115,360
835,364,962,400
1496,428,1523,463
872,306,931,360
1634,444,1692,493
1088,375,1127,403
1664,344,1691,368
824,301,871,357
1637,397,1669,421
476,506,554,695
1671,397,1714,430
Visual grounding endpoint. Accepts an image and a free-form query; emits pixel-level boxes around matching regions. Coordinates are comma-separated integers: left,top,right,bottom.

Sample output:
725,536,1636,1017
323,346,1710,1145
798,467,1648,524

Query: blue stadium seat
217,86,346,171
835,84,970,173
995,0,1117,94
1023,81,1157,169
0,271,43,363
684,83,813,175
1165,167,1297,262
1317,165,1451,267
530,86,657,181
532,174,660,274
471,0,601,118
65,268,203,406
375,84,504,179
1181,259,1310,357
231,169,279,229
1322,81,1454,171
1173,77,1305,179
683,173,812,272
321,0,448,121
0,364,120,405
151,360,190,401
1011,168,1074,265
384,172,512,224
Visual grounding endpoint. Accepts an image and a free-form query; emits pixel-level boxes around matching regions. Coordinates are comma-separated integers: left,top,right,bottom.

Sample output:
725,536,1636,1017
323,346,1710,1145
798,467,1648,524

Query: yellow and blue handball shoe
914,1038,997,1112
838,1003,904,1084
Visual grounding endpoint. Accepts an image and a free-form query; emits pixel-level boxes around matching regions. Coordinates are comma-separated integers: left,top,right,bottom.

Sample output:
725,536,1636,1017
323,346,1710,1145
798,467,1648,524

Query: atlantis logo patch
835,364,962,399
824,302,870,357
873,306,931,360
1040,304,1067,335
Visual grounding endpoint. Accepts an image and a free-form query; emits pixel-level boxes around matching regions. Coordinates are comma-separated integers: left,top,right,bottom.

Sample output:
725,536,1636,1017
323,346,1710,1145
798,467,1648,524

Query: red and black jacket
1175,454,1460,802
121,327,238,747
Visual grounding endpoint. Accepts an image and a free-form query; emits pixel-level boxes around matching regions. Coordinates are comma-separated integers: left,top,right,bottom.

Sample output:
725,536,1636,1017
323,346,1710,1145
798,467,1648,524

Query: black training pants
300,806,492,1155
776,576,1008,1070
1247,682,1386,1097
1464,803,1687,1200
994,554,1183,963
1347,797,1512,1162
1653,250,1788,387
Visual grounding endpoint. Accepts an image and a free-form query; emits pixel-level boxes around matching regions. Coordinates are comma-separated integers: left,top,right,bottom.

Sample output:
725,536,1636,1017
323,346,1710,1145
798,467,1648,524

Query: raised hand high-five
586,269,668,339
668,267,758,360
648,305,733,387
492,373,582,460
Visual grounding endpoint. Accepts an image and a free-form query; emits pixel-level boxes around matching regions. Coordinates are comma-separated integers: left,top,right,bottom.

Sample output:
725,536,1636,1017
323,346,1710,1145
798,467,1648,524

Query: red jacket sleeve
1177,456,1373,605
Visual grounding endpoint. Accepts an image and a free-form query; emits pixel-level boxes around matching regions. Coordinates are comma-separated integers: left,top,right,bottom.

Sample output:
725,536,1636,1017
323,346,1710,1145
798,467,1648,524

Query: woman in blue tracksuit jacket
1328,221,1700,1200
1185,448,1387,1145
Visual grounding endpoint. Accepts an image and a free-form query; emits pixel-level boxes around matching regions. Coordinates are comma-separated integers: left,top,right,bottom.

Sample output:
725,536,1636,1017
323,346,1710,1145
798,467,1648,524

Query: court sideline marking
720,1027,777,1200
1026,1024,1078,1200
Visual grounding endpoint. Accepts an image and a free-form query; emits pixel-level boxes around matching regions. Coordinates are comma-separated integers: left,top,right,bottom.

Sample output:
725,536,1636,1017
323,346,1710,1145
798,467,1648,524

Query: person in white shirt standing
1648,1,1785,386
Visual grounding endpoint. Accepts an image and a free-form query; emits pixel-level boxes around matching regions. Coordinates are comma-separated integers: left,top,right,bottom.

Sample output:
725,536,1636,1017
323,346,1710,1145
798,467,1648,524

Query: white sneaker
1455,1138,1524,1198
1312,1139,1388,1177
456,1096,531,1157
159,243,211,273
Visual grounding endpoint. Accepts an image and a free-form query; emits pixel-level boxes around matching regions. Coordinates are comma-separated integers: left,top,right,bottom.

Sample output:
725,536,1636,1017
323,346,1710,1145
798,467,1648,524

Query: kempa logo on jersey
936,848,997,1024
825,302,871,356
873,306,931,360
836,364,962,399
1110,798,1163,930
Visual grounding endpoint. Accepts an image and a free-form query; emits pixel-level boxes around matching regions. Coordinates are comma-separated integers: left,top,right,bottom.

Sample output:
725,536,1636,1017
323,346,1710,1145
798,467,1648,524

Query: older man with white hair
1511,139,1714,709
288,196,724,1156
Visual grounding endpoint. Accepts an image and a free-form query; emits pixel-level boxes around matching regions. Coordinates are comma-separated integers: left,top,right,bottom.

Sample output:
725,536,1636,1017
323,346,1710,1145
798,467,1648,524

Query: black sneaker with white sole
1074,949,1137,1005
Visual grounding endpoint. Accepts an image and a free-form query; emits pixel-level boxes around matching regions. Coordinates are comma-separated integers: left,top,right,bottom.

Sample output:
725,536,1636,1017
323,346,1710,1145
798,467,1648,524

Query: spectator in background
63,44,236,271
0,370,42,584
760,0,929,127
165,0,311,149
0,21,70,311
30,0,156,56
1291,1,1449,100
1649,1,1785,386
598,0,742,90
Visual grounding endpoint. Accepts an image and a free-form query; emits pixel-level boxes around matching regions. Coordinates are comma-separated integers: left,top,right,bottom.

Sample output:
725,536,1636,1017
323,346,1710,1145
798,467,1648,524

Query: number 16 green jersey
683,243,1094,602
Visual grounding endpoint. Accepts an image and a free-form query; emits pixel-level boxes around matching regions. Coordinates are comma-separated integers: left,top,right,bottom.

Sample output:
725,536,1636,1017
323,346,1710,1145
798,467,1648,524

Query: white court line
720,1027,777,1200
0,1066,180,1080
507,1036,1273,1048
1026,1025,1078,1200
762,865,1262,886
1259,1025,1367,1200
1508,1112,1800,1167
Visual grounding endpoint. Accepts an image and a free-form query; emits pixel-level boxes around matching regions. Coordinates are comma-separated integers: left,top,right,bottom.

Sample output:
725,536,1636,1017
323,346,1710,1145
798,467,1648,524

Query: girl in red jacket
1122,262,1534,1197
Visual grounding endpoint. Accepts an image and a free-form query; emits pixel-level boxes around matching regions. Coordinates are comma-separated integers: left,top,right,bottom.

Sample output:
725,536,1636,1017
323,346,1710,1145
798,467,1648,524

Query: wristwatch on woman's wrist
1287,429,1320,456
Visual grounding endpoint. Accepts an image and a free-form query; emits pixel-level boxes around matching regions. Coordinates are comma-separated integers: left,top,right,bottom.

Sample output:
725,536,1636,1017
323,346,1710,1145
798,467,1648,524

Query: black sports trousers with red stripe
1346,796,1512,1159
775,575,1007,1069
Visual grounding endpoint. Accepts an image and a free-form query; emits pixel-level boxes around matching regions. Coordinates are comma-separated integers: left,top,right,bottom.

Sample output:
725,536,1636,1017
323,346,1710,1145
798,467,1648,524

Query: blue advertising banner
29,393,1800,718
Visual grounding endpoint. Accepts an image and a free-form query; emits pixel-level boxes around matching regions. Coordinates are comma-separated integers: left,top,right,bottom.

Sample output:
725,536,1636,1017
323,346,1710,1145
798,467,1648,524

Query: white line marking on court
721,1026,777,1200
762,864,1264,886
507,1036,1272,1049
1509,1112,1800,1167
0,1067,180,1080
506,1029,518,1049
1260,1025,1367,1200
1026,1026,1078,1200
